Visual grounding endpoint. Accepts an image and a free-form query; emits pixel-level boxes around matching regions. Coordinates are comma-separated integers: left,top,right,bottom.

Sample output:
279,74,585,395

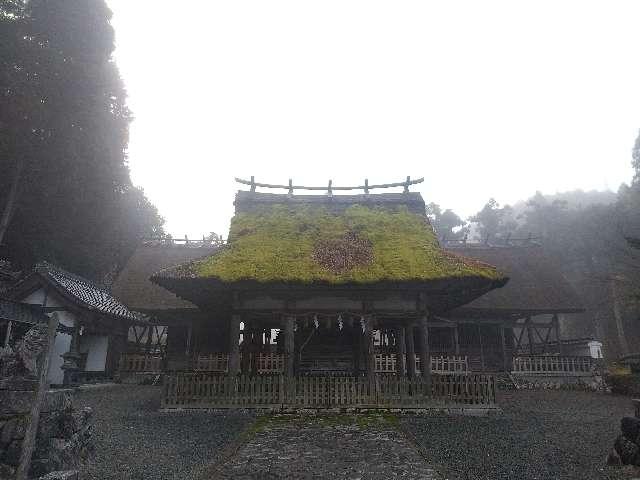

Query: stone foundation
0,383,94,478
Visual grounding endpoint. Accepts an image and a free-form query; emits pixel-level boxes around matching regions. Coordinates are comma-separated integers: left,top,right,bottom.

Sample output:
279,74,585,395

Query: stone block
615,434,640,465
2,439,22,466
37,470,79,480
622,416,640,442
0,462,16,479
1,417,26,445
0,391,35,415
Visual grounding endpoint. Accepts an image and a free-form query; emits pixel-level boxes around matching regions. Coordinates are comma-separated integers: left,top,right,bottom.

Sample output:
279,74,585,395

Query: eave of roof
7,262,140,323
151,191,508,310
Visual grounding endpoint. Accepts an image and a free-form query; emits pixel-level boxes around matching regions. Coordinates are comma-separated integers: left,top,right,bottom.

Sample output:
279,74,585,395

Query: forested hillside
429,143,640,360
0,0,164,284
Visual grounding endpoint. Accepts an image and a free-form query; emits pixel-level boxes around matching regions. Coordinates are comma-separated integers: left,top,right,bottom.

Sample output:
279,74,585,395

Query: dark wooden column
453,324,460,355
283,316,295,377
228,314,241,375
526,316,534,355
500,322,509,372
417,315,432,385
364,317,375,384
477,323,485,371
553,314,563,355
395,326,406,376
406,324,416,378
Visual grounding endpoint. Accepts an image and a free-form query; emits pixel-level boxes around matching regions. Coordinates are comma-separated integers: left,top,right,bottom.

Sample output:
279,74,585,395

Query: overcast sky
106,0,640,239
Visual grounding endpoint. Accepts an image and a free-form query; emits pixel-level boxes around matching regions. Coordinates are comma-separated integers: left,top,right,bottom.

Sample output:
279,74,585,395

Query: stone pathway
211,415,439,480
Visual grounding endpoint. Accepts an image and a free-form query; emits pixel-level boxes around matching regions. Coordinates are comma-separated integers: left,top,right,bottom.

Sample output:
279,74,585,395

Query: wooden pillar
395,326,406,376
526,316,534,355
553,314,562,355
406,324,416,378
418,315,432,386
453,323,460,355
283,316,295,377
477,323,485,371
364,317,375,384
500,323,509,372
228,314,241,375
185,323,193,356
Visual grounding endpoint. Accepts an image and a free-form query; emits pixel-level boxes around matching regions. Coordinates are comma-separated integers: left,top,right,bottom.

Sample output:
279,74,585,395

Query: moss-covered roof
155,200,504,286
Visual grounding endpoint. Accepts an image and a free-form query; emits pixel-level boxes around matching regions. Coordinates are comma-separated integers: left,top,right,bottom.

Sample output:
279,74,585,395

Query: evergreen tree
0,0,164,282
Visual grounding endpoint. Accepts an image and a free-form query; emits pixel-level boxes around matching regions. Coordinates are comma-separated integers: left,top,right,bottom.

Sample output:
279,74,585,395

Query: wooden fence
119,354,163,373
511,356,593,375
161,373,496,409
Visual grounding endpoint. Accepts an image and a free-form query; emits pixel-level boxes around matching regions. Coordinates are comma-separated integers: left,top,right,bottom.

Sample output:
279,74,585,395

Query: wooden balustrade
375,354,469,374
119,354,163,373
511,356,593,376
192,353,229,372
161,373,497,409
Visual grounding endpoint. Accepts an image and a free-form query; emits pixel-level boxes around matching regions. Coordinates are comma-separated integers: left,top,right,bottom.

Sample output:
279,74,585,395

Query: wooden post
228,314,241,375
395,326,406,376
283,316,294,377
418,315,432,386
16,313,60,480
553,314,563,355
185,323,193,356
364,317,375,385
406,324,416,378
526,317,534,355
453,323,460,355
500,323,509,372
477,323,485,371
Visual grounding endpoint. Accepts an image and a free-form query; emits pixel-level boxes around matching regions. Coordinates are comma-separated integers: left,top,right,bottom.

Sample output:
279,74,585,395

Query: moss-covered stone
191,204,502,284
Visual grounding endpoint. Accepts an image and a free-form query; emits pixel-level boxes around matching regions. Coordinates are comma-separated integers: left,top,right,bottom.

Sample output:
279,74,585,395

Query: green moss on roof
189,204,503,284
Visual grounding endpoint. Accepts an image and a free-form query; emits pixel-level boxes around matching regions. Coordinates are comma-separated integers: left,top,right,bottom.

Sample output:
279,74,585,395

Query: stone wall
0,326,94,479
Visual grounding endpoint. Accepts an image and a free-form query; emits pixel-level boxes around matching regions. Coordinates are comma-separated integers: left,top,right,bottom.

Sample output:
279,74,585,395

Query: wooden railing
161,373,497,409
511,356,593,376
256,353,285,374
119,354,163,373
374,355,469,374
192,353,229,372
236,176,424,195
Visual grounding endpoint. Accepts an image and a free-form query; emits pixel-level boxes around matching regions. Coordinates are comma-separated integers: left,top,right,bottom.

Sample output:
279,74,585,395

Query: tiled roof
0,298,48,325
35,262,139,322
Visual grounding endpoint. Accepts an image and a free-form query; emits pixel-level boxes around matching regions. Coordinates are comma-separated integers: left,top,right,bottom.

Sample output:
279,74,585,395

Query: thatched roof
151,192,507,309
111,243,220,311
447,245,584,315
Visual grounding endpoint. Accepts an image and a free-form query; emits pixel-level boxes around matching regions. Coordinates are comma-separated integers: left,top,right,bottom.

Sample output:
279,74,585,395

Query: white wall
79,335,109,371
21,288,76,385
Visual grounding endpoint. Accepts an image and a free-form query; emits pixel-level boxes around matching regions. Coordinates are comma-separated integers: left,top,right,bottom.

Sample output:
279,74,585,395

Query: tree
0,0,164,282
469,198,517,242
426,203,468,241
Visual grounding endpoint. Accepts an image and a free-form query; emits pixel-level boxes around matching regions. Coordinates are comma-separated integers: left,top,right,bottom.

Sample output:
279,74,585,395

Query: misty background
2,0,640,361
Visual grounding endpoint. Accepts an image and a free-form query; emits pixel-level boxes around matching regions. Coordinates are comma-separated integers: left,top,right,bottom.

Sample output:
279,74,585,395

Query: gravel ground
74,385,255,480
401,390,638,480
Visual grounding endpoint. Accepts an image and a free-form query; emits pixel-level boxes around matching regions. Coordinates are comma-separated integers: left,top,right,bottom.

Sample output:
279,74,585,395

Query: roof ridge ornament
235,176,424,196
